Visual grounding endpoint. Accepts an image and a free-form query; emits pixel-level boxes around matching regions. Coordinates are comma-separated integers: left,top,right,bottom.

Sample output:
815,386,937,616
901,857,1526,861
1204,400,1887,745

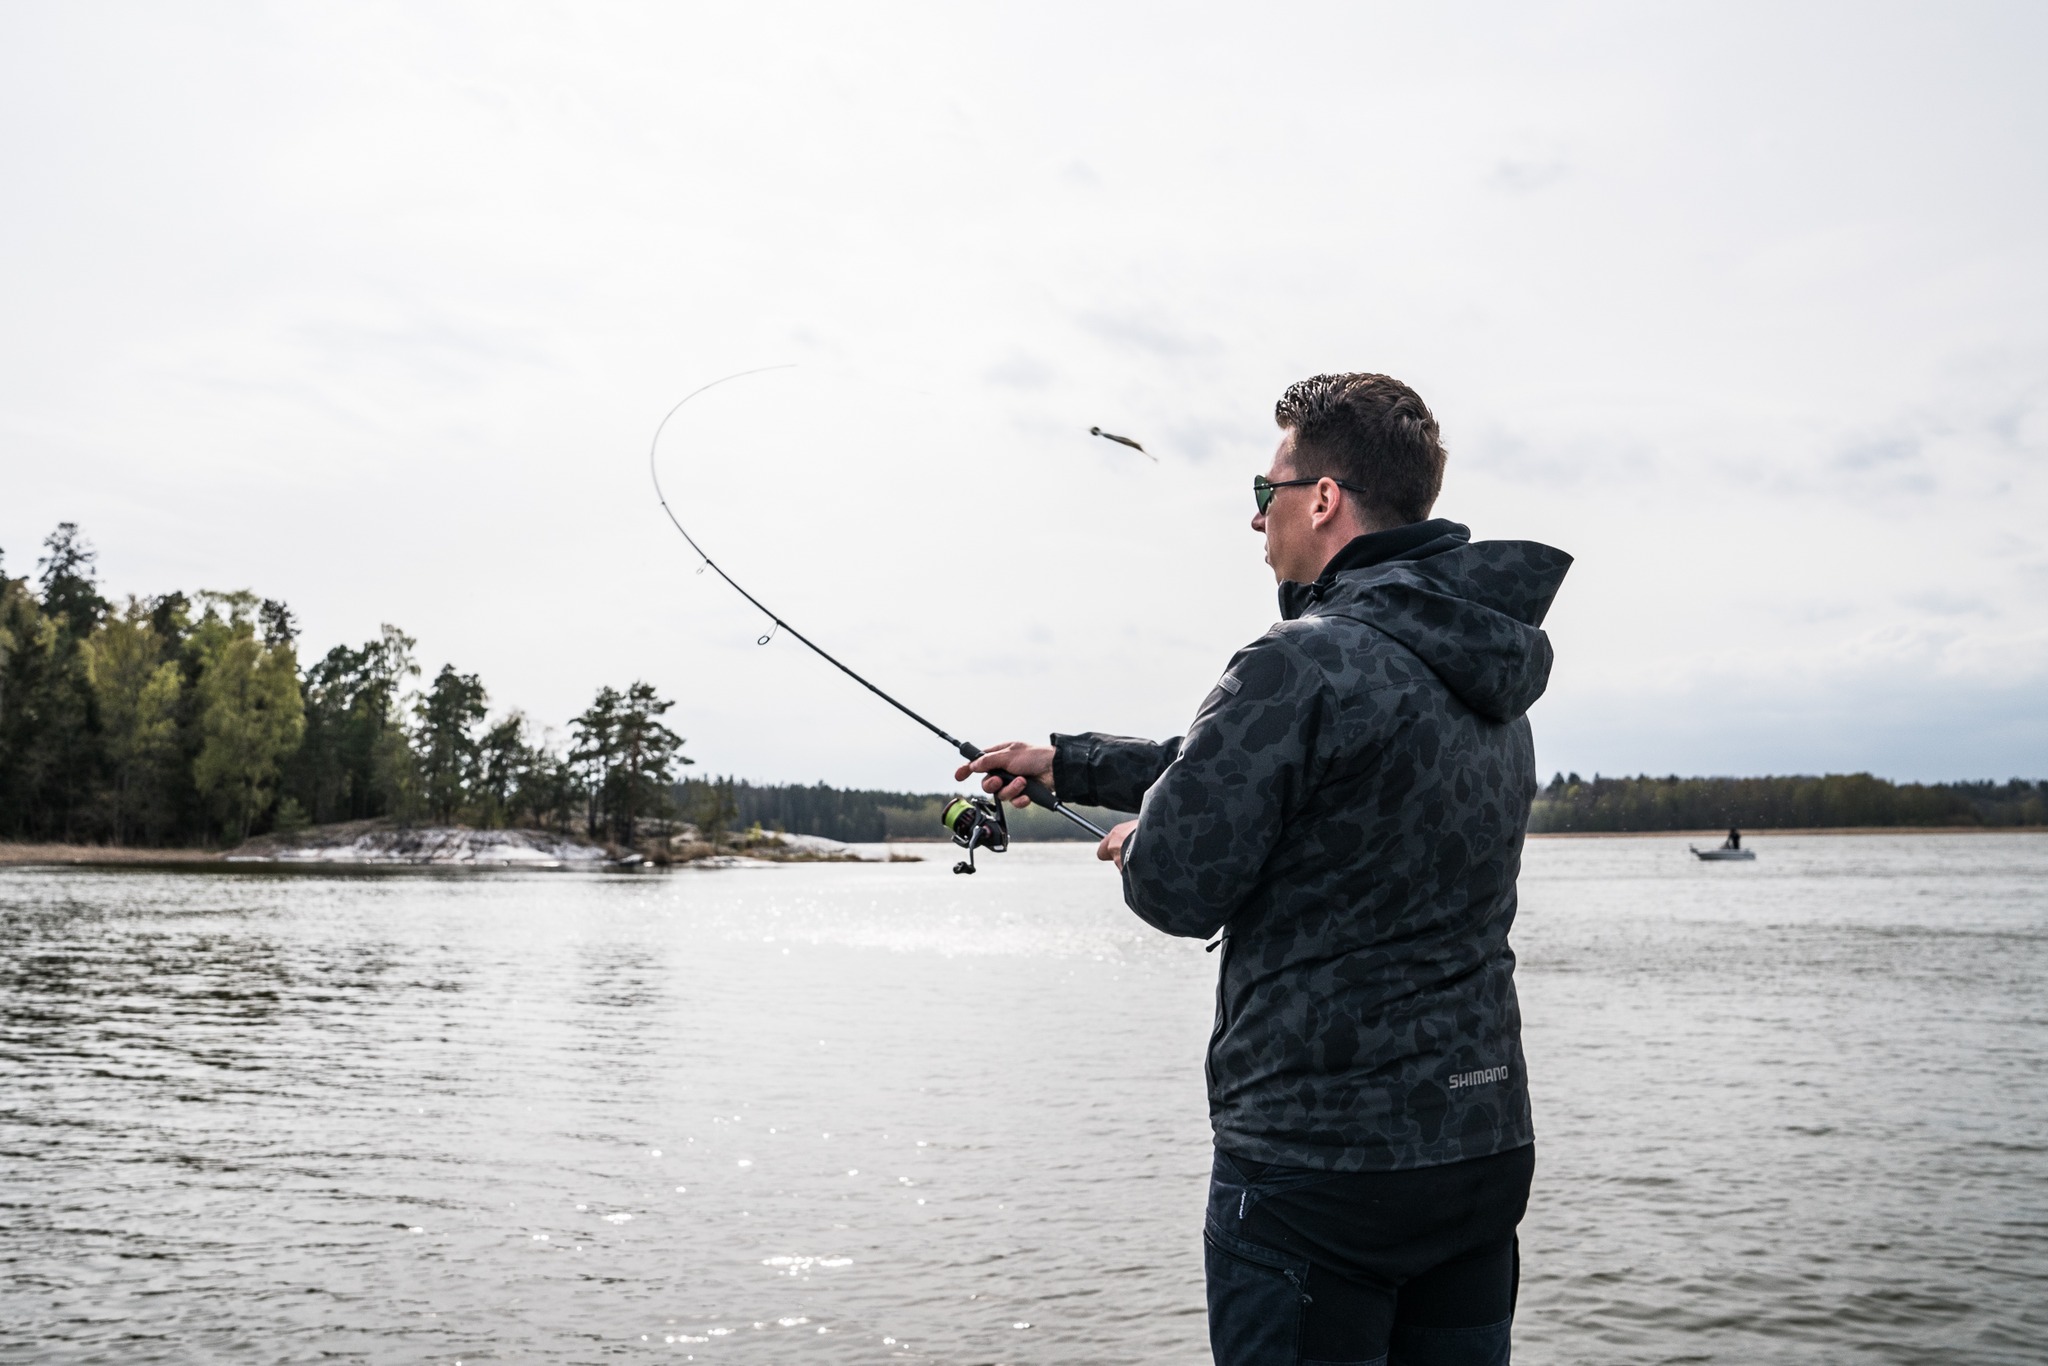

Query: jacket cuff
1050,732,1099,808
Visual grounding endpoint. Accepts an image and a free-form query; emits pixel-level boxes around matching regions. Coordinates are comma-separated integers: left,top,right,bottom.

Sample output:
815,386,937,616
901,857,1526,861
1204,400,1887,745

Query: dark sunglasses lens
1253,479,1273,514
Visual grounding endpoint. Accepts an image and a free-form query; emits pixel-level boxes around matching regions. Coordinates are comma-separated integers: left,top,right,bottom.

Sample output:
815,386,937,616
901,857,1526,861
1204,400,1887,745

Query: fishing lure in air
1090,426,1156,460
648,368,1109,873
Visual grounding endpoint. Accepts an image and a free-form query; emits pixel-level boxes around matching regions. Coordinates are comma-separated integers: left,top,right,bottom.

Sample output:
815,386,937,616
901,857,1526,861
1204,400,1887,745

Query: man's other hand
953,741,1056,809
1097,820,1136,870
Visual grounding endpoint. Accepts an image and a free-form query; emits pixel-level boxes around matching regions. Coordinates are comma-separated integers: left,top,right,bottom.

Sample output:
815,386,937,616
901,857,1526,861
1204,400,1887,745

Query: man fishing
961,373,1571,1366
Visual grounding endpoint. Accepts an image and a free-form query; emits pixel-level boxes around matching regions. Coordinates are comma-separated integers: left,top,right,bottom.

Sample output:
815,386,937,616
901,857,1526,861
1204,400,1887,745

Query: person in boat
1724,828,1742,850
962,373,1571,1366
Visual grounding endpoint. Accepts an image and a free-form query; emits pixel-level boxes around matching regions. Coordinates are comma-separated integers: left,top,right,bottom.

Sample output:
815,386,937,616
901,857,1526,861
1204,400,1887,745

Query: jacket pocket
1204,1225,1310,1366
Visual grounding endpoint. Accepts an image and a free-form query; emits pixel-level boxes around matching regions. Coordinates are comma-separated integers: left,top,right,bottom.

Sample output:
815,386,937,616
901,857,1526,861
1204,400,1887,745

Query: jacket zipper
1205,932,1231,1096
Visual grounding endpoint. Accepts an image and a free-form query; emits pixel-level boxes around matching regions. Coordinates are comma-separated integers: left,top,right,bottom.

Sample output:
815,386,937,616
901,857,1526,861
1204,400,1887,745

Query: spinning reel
941,793,1010,874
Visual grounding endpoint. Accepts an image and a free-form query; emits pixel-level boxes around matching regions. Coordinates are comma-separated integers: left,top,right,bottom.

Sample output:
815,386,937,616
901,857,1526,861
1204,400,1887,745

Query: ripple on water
2,836,2046,1363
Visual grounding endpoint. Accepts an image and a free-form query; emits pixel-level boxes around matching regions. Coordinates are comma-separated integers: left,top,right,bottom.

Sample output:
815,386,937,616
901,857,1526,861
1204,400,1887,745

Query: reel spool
941,793,1010,874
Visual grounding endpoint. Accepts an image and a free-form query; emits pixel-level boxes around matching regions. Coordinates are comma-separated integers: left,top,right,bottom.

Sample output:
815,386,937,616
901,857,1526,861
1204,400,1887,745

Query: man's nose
1251,510,1267,533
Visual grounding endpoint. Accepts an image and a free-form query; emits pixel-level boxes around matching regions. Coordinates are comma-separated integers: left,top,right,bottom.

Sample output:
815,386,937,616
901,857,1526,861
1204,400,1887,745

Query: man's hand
1097,819,1137,870
953,741,1056,809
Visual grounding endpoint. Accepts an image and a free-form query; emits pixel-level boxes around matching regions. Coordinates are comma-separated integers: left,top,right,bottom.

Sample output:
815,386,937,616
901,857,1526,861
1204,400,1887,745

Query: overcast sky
4,2,2044,790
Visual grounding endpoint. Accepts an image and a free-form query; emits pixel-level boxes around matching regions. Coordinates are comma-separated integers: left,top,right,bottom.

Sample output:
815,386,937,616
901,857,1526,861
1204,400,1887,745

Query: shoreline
0,843,227,866
5,825,2044,866
1526,825,2048,839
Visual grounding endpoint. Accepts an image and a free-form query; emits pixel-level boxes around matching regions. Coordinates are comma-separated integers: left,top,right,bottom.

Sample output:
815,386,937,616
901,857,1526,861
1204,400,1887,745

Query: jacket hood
1279,522,1572,722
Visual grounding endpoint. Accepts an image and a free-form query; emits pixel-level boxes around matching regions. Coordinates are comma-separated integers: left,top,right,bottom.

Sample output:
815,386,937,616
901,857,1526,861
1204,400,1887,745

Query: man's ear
1311,478,1346,529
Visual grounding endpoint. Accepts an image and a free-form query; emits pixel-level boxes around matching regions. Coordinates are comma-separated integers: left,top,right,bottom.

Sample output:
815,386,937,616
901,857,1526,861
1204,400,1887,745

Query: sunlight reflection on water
2,835,2044,1363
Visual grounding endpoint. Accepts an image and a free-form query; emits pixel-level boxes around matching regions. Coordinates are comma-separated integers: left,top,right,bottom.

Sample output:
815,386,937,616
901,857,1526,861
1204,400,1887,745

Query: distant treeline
673,777,1131,843
0,523,689,847
1530,772,2047,833
16,525,2038,850
698,771,2048,842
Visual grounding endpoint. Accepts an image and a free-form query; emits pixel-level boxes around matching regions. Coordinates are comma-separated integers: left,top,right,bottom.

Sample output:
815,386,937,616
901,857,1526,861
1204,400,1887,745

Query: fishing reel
941,793,1010,874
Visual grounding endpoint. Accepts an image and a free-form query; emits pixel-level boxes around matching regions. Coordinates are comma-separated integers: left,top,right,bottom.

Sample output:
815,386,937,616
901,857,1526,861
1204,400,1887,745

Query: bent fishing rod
648,369,1108,871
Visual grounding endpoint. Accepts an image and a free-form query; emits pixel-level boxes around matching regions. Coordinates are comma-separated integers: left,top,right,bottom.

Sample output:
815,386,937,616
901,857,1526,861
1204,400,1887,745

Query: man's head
1254,372,1447,583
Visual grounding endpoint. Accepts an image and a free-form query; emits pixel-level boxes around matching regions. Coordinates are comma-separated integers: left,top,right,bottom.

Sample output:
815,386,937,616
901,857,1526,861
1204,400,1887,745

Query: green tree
0,567,60,837
189,592,305,842
142,591,206,843
609,681,690,845
0,525,108,839
474,711,536,828
85,599,182,843
290,624,418,824
373,717,423,824
569,685,622,840
258,598,296,649
414,664,487,824
517,740,583,834
691,775,739,844
569,682,691,844
37,522,109,637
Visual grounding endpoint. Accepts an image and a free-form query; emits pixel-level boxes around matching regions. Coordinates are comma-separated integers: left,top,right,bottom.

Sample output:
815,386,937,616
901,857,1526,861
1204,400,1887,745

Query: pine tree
414,665,488,824
474,712,536,828
610,681,691,846
569,686,622,840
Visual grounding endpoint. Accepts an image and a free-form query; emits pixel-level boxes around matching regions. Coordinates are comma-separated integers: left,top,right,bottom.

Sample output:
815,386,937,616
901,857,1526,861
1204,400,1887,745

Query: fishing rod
647,368,1109,873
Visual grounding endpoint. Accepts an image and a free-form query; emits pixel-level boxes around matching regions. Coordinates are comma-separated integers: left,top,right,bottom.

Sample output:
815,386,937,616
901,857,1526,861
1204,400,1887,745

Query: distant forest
1529,772,2047,832
693,771,2048,843
0,523,690,847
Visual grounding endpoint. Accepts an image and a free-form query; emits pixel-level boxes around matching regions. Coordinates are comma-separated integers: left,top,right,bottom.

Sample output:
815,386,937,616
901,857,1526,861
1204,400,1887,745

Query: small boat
1689,845,1756,861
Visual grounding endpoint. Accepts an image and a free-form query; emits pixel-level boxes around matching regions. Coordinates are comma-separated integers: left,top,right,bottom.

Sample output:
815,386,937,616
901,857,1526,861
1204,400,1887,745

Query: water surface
3,834,2044,1363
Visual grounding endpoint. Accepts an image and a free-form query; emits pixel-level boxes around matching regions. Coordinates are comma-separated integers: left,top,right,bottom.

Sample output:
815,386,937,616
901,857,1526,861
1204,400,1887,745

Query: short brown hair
1274,373,1445,525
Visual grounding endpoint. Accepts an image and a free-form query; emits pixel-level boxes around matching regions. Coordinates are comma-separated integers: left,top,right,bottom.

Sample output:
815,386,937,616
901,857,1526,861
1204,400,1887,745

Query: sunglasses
1253,474,1370,515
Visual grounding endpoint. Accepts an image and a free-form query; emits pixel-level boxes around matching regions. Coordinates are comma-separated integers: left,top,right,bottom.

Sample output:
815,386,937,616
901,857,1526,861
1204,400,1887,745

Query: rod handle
986,769,1061,812
987,768,1107,838
956,742,1060,812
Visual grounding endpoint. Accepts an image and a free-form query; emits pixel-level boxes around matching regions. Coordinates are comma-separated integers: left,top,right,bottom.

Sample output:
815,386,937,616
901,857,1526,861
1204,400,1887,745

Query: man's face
1253,429,1320,583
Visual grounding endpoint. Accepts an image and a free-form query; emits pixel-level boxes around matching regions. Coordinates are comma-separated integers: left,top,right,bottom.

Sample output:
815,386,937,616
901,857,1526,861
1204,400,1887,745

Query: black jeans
1204,1144,1534,1366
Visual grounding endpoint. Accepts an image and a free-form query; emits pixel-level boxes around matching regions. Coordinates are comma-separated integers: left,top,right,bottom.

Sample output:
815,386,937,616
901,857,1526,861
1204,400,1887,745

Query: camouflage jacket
1053,520,1571,1171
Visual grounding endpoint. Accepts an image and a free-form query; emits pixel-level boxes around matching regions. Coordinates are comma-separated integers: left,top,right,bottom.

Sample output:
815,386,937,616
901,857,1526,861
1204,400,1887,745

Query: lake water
3,834,2045,1364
